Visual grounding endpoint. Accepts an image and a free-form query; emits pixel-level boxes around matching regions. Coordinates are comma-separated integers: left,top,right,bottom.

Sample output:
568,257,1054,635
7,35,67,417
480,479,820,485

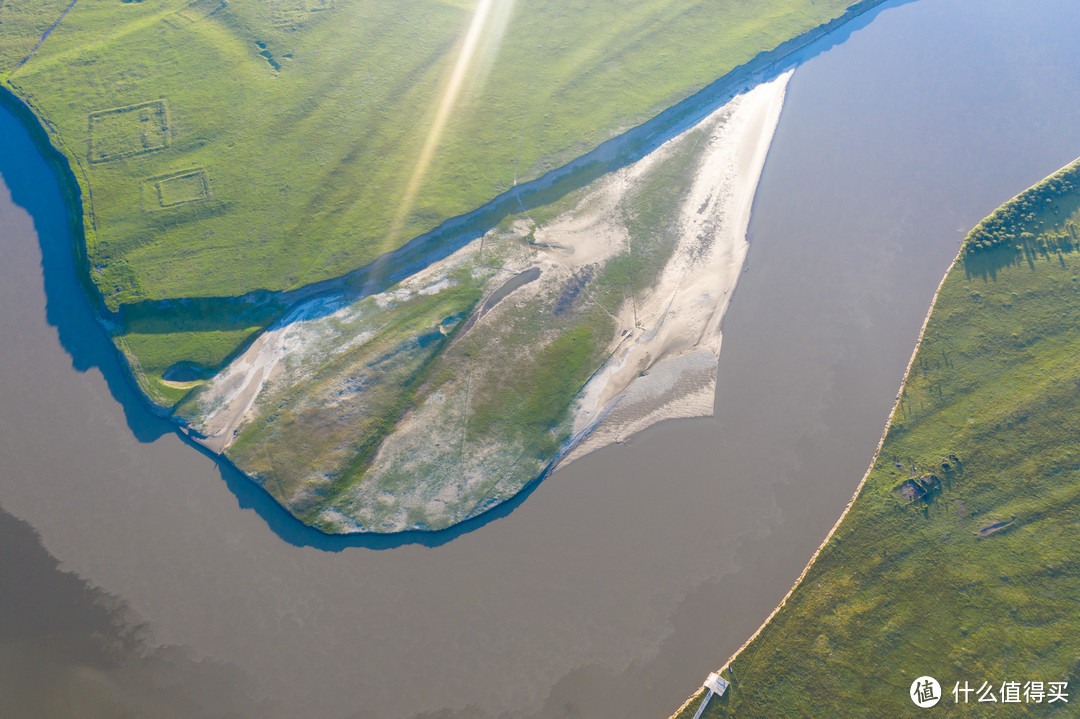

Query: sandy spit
559,71,792,467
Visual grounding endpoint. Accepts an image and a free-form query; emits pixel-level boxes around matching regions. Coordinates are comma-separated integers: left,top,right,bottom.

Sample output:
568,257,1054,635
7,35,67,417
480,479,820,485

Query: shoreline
0,0,892,537
0,84,95,314
666,147,1080,718
667,239,965,719
669,153,1080,718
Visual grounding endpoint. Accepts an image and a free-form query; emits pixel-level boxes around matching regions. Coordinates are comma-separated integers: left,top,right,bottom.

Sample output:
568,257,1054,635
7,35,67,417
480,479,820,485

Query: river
2,0,1079,716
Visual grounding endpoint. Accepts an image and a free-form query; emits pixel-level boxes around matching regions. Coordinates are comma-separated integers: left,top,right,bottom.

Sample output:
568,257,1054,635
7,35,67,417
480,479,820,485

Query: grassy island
673,158,1080,717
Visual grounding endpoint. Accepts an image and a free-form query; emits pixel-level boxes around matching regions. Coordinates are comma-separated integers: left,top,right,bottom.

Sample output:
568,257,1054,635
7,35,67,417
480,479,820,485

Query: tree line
964,160,1080,254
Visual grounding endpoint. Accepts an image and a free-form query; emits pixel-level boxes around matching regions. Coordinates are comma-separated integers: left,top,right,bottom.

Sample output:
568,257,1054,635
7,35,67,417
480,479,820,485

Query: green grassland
0,0,863,304
674,160,1080,717
0,0,869,411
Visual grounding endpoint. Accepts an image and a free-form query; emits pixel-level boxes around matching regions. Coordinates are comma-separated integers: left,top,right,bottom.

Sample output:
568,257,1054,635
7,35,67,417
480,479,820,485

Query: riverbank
669,220,961,719
671,158,1080,717
0,84,93,314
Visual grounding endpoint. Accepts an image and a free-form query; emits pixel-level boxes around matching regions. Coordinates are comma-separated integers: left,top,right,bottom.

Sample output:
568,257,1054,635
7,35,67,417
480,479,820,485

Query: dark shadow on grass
119,294,286,334
963,239,1079,282
962,246,1014,282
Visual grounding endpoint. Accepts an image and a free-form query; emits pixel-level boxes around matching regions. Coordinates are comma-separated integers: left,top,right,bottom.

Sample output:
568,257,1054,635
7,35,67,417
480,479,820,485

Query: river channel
2,0,1080,716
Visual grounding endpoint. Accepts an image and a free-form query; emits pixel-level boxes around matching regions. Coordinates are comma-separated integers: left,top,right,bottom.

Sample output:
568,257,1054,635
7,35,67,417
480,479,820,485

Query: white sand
560,71,791,466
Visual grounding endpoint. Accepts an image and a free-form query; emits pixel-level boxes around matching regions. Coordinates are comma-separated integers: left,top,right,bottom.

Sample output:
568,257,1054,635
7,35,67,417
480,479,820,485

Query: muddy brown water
2,0,1080,716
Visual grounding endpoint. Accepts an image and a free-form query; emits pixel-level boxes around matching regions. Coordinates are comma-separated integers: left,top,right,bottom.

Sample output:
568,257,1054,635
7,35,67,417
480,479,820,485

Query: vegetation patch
88,100,168,163
115,294,285,408
963,159,1080,256
219,282,483,520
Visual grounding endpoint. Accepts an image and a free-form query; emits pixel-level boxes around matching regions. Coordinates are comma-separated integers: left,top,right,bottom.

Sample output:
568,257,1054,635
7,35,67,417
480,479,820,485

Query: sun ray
381,0,512,253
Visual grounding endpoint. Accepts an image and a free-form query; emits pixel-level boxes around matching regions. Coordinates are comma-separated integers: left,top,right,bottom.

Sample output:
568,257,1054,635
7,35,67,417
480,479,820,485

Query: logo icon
911,676,941,708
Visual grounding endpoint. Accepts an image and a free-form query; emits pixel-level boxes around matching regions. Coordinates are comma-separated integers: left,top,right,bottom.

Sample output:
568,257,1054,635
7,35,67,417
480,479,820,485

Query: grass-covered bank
0,0,887,412
0,0,873,303
672,159,1080,717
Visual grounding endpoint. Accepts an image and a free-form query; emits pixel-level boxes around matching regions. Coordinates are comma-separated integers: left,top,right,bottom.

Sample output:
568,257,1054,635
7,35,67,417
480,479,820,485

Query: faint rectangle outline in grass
88,100,169,163
268,0,333,26
145,168,210,208
176,0,226,23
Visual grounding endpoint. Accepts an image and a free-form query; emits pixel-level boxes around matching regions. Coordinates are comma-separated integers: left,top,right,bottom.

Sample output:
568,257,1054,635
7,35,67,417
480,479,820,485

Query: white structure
691,672,730,719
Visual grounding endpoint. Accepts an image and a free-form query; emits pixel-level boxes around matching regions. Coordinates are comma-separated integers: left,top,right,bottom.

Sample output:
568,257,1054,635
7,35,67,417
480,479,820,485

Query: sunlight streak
383,0,511,249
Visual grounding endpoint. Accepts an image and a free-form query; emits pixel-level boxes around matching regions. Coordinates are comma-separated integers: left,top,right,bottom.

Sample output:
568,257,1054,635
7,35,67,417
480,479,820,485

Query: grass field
0,0,870,410
673,160,1080,717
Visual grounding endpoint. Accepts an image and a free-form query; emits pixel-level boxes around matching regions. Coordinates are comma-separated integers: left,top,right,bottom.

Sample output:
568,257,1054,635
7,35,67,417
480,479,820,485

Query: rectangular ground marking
147,168,210,208
176,0,226,23
269,0,332,26
269,0,305,25
88,100,168,163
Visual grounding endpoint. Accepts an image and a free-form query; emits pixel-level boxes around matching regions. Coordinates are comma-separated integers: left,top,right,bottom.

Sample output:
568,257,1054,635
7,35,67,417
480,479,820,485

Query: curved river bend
2,0,1080,716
